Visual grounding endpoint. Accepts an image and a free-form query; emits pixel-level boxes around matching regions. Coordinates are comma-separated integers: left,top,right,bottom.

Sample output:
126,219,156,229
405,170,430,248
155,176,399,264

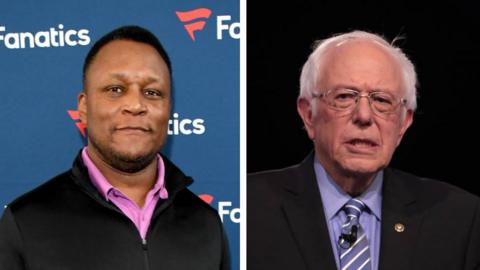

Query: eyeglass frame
311,88,408,116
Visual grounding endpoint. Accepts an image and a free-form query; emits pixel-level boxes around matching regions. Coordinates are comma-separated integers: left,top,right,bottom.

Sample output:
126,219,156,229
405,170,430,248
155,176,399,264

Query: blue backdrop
0,0,240,269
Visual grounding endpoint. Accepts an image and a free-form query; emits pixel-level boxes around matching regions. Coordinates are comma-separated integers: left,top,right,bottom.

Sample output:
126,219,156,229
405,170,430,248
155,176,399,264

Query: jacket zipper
142,238,150,270
72,168,192,270
77,188,153,270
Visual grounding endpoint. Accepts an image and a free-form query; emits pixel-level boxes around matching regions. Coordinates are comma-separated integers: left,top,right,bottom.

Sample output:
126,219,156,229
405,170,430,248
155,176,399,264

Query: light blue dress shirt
314,158,383,270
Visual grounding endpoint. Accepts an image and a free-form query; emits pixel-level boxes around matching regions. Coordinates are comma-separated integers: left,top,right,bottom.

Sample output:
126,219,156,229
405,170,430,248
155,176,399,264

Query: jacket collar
378,167,422,270
280,152,422,270
70,150,193,210
279,152,338,270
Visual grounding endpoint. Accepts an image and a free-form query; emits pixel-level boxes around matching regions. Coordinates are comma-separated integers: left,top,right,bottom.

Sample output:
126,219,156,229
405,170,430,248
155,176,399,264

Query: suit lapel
280,154,337,270
379,168,424,270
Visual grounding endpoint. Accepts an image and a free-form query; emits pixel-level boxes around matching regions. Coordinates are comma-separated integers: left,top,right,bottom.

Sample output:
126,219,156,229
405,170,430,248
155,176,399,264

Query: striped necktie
338,198,371,270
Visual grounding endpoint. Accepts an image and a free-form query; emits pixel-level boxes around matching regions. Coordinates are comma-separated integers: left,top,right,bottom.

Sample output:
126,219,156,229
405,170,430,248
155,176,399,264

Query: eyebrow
110,73,162,84
332,84,391,93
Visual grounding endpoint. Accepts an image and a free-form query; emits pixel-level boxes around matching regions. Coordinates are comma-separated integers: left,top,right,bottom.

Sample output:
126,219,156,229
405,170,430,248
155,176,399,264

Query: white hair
299,30,418,111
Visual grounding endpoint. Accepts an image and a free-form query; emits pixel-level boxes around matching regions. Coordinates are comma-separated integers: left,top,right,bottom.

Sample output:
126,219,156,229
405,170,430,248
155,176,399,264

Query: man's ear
78,91,87,125
297,97,315,140
396,109,414,146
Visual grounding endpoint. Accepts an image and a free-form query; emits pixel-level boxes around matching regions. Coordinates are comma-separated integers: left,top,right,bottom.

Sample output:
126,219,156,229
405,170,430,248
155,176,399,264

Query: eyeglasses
312,88,407,116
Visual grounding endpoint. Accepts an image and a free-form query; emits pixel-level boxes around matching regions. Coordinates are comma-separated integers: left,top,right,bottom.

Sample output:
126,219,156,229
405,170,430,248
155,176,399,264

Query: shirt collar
314,158,382,221
81,147,168,201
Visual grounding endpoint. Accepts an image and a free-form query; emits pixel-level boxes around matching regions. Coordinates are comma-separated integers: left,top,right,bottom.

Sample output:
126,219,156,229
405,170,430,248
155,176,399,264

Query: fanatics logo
175,8,212,41
67,110,87,137
198,194,214,204
197,194,240,223
68,109,206,137
0,25,90,49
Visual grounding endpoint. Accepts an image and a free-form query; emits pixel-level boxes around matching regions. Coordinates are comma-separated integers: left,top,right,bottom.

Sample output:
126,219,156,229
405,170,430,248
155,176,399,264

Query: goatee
89,136,157,173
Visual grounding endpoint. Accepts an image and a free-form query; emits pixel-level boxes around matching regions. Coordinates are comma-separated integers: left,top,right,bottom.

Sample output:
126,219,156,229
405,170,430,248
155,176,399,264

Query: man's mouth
346,139,378,147
115,126,152,133
344,138,379,153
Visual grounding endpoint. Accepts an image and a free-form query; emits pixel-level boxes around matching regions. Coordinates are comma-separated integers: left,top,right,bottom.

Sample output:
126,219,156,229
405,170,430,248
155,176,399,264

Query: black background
247,0,480,196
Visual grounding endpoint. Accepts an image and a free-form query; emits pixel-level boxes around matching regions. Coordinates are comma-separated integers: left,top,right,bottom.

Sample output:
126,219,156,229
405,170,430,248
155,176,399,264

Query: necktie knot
343,198,366,222
339,198,372,270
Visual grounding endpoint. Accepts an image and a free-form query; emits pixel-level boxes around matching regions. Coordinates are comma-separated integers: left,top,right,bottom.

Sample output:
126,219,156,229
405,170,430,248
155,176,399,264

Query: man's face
78,40,171,172
298,40,413,178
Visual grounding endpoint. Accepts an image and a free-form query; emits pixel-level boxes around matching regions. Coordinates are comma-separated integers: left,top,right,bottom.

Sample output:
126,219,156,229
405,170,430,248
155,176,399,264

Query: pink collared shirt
81,147,168,240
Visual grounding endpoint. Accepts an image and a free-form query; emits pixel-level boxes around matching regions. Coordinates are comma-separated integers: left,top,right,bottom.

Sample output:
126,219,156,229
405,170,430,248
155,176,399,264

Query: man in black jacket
248,31,480,270
0,25,230,270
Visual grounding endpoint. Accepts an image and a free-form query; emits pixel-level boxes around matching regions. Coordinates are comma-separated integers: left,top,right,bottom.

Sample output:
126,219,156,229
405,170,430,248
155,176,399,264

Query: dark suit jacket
248,153,480,270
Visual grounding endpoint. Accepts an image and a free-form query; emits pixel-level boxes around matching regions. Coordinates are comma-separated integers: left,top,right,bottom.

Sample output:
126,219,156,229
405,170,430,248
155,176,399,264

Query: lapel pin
394,223,405,232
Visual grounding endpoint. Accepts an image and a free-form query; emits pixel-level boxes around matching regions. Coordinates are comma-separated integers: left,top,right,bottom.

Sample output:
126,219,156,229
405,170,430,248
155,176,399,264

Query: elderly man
248,31,480,270
0,26,230,270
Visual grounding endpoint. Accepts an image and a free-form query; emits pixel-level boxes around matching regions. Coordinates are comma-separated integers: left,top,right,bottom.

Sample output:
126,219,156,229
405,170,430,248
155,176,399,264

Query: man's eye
107,86,123,94
372,95,393,105
144,89,162,97
335,93,356,100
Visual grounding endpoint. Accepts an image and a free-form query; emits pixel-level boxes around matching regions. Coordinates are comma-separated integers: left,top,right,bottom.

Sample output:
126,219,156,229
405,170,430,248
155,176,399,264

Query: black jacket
248,153,480,270
0,152,230,270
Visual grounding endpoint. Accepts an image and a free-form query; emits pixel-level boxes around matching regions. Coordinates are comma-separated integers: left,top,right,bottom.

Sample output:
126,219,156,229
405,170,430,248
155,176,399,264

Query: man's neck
330,172,375,197
86,147,158,208
317,157,376,197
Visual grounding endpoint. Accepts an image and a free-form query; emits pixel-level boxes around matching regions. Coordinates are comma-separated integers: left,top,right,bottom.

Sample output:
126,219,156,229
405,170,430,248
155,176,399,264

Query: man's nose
351,96,373,126
123,89,147,115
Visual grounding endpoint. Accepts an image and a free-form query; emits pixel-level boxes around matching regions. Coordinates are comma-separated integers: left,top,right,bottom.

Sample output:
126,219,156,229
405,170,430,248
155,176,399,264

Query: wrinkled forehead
317,39,405,92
